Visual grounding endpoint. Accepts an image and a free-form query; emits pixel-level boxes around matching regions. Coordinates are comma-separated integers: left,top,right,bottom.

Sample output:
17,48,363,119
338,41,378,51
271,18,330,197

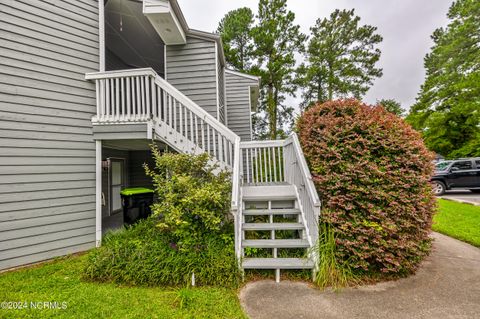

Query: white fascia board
225,69,260,84
143,0,186,45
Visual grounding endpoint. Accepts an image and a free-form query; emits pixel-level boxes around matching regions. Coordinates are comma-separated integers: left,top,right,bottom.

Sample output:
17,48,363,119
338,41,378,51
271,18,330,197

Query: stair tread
242,223,304,230
242,258,314,269
242,239,310,248
243,208,301,215
242,185,296,200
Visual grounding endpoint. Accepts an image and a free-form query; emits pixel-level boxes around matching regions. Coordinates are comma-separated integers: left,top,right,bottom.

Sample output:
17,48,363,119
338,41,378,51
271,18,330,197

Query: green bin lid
120,187,154,196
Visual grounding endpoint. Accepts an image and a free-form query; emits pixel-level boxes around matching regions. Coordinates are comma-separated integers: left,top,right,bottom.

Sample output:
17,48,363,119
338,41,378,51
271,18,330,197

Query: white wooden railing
85,68,238,169
283,133,321,246
85,68,320,259
240,140,285,184
238,134,321,245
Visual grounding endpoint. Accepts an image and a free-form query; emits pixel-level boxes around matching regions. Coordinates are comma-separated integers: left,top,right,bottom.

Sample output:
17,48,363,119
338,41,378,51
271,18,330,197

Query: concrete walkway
439,190,480,206
240,232,480,319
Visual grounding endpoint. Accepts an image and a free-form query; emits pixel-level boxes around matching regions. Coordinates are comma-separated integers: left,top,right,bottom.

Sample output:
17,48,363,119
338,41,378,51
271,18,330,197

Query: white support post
95,140,102,247
99,0,105,72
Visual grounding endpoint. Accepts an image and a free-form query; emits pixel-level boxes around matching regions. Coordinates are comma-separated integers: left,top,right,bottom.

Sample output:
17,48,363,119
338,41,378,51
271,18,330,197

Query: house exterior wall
225,72,257,141
217,52,226,124
128,151,155,188
165,36,218,119
0,0,99,270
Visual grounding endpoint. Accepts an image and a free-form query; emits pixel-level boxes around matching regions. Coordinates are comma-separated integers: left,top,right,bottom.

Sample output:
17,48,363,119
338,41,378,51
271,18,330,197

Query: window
476,160,480,168
451,161,472,170
109,158,125,214
435,161,452,171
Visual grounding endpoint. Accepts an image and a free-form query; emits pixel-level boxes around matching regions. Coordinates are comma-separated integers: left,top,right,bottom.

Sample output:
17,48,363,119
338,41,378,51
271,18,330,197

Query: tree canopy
217,7,254,72
297,9,383,109
217,0,305,139
377,98,404,116
251,0,306,139
217,4,384,139
407,0,480,158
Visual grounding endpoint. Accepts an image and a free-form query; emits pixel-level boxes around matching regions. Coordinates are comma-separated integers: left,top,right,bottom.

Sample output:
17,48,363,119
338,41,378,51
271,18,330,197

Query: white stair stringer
239,185,315,282
85,68,321,284
152,120,230,172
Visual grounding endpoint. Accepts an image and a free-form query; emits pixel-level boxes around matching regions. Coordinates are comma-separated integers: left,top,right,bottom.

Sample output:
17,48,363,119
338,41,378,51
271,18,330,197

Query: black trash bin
120,187,154,225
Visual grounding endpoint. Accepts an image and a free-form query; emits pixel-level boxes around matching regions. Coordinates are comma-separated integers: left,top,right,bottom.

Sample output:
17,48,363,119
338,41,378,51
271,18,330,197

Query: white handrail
240,140,285,148
153,74,238,142
288,133,321,207
86,68,321,260
86,68,238,143
283,132,321,248
231,137,242,210
86,68,239,168
85,68,155,80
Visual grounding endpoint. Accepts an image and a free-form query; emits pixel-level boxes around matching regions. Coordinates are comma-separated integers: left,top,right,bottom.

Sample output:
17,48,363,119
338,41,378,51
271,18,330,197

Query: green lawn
433,199,480,247
0,255,246,319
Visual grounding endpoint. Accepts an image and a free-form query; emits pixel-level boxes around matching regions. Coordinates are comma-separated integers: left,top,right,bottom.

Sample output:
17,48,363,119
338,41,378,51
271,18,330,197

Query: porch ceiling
143,0,187,45
103,139,167,151
105,0,165,73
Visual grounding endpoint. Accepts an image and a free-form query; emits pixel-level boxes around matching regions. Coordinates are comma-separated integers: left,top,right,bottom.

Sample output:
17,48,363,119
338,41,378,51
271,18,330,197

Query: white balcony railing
86,68,320,258
85,68,239,169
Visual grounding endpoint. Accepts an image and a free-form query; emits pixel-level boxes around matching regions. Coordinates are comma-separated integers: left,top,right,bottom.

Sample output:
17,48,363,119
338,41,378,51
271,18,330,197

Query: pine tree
217,8,255,72
377,98,404,116
297,9,382,109
251,0,306,139
407,0,480,158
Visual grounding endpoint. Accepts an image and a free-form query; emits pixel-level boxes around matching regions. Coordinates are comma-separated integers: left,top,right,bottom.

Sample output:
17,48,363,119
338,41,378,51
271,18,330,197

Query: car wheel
469,189,480,193
431,181,446,196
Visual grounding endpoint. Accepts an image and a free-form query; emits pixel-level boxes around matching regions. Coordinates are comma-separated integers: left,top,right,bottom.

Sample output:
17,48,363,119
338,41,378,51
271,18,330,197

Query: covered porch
97,139,168,235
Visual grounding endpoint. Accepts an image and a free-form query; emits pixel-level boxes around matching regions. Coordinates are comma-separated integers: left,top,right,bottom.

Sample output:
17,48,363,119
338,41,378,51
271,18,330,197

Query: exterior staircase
241,185,315,281
86,67,321,282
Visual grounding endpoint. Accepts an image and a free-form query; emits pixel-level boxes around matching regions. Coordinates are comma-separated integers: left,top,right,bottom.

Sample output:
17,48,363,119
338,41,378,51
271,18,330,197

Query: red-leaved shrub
297,99,435,275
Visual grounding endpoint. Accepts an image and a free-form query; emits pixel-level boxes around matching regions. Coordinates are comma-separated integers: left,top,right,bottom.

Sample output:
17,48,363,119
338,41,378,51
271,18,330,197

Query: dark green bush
84,151,240,287
83,219,240,287
145,147,232,249
297,99,436,275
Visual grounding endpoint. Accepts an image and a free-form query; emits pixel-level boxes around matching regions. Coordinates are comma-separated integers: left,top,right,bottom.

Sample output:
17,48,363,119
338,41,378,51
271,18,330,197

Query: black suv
431,158,480,195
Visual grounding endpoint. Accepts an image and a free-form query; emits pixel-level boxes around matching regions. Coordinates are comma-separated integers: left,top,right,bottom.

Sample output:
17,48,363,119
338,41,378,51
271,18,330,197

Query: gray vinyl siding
128,151,154,188
226,72,257,141
166,36,218,119
93,123,150,140
0,0,99,270
218,56,226,124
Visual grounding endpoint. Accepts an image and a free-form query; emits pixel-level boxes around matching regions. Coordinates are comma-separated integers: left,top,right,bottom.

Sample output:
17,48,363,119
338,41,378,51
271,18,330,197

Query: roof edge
187,29,225,67
225,69,261,84
169,1,226,67
169,0,189,32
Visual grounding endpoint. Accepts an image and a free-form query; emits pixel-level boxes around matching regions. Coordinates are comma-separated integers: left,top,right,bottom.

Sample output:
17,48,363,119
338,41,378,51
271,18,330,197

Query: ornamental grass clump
84,149,240,287
297,99,435,276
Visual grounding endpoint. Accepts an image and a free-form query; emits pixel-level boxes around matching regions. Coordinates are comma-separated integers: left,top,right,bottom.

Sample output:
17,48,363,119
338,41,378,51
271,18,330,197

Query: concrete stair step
242,239,310,248
242,258,314,269
242,223,304,231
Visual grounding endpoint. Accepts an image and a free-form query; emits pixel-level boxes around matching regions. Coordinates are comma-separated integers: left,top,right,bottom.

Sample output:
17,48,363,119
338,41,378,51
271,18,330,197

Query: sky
177,0,453,113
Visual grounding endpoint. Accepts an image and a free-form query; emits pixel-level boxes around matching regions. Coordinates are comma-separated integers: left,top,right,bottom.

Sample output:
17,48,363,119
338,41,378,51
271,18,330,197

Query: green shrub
84,219,240,287
297,99,436,275
84,151,240,287
145,147,232,249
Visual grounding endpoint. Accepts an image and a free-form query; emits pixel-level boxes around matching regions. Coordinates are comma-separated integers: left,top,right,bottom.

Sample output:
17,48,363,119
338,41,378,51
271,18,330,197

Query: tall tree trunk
267,83,276,139
327,62,333,100
239,43,244,71
317,78,322,104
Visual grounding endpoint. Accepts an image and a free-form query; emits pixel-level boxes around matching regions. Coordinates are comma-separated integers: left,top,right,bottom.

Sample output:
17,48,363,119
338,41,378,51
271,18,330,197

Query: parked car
431,158,480,195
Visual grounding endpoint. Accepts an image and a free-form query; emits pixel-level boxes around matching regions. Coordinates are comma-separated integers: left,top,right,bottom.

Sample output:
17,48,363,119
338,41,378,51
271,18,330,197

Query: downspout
96,0,105,247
